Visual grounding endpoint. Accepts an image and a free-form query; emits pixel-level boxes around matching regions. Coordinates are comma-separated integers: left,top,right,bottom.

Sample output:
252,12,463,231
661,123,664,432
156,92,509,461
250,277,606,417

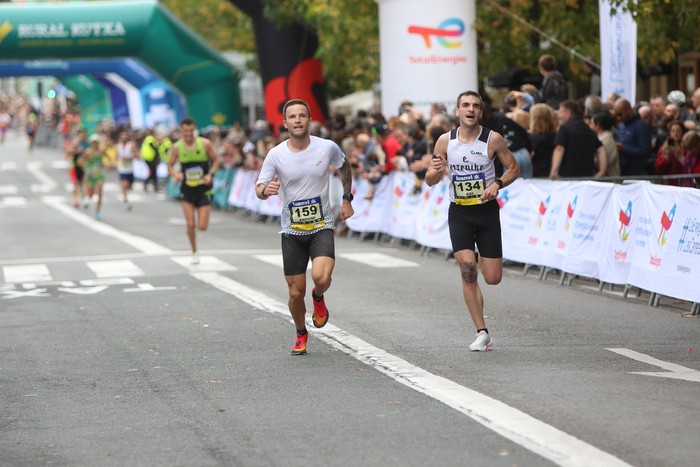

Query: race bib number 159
289,196,325,230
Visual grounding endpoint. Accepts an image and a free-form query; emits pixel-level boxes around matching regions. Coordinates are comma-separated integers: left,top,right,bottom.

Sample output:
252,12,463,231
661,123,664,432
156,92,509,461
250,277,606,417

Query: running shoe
191,252,200,265
290,331,308,355
311,288,329,328
469,331,494,352
125,201,133,211
94,212,101,221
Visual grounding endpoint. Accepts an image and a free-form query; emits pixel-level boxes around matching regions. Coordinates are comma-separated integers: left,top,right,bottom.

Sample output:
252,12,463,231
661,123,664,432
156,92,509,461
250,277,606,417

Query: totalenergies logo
618,201,632,241
408,18,464,49
0,21,13,44
657,204,676,247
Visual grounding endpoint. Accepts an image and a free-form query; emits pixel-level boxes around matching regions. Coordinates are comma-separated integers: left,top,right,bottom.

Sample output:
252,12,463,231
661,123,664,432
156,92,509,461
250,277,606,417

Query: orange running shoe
290,331,308,355
311,288,329,328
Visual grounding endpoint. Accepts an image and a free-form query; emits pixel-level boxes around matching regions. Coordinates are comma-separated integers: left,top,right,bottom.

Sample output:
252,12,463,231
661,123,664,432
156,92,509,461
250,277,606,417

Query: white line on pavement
41,196,172,255
606,348,700,382
192,271,630,467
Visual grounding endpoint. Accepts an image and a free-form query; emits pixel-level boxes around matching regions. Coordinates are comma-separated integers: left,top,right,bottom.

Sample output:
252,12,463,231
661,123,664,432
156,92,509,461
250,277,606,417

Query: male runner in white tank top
256,99,354,355
426,91,520,352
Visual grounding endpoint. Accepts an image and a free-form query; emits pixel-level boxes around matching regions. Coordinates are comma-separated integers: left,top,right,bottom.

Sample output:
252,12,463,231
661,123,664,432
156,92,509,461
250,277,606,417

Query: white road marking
27,161,57,190
0,162,18,171
86,260,144,278
253,254,310,270
42,196,172,254
3,264,51,283
192,271,630,467
339,252,419,268
171,255,237,272
606,348,700,383
2,196,27,207
80,278,135,286
0,185,18,195
57,286,108,295
1,288,50,299
123,283,177,293
51,160,69,170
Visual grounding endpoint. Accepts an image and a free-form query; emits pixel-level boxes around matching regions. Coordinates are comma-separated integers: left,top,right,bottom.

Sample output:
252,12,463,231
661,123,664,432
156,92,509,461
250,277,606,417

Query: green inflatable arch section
60,75,113,135
0,0,240,128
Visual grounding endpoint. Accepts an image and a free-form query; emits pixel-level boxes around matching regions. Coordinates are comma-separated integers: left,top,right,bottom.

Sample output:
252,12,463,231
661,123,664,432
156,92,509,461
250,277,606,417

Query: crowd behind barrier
158,167,699,313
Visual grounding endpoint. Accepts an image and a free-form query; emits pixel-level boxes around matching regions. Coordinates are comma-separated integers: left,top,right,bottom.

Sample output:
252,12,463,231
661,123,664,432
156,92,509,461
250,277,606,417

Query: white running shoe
190,252,200,265
469,331,493,351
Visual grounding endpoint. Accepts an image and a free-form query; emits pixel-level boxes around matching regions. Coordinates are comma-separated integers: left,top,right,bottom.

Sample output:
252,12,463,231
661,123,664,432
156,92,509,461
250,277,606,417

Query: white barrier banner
343,177,374,232
500,178,541,264
597,182,644,284
627,184,700,303
561,181,615,279
414,177,451,250
386,172,422,240
222,169,699,304
227,169,255,208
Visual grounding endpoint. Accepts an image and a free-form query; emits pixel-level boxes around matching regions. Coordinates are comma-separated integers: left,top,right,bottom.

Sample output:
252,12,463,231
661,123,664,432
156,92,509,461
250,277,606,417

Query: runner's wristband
495,178,504,189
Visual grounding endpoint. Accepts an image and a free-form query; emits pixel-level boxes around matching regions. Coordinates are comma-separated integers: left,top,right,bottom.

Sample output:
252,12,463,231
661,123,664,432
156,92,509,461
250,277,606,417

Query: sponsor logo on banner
408,18,464,48
497,189,509,209
0,21,14,44
536,195,550,228
407,18,467,66
678,217,700,256
565,195,577,231
657,204,675,247
618,200,632,241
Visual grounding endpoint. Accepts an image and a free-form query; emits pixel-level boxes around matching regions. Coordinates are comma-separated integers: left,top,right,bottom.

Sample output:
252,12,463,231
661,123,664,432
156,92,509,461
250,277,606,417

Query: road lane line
3,264,51,283
192,271,630,467
86,260,145,278
42,196,172,255
339,252,420,268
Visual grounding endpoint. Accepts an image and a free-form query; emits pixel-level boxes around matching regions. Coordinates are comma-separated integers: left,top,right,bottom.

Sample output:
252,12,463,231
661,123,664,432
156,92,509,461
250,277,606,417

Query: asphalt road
1,131,698,467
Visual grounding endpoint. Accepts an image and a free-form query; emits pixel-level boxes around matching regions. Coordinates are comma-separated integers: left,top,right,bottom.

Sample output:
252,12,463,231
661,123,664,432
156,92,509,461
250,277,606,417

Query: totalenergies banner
223,171,700,304
376,0,478,119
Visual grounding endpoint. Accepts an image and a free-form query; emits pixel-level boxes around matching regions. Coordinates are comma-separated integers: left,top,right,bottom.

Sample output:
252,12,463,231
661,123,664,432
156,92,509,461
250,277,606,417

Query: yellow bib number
184,166,205,187
453,173,485,206
289,196,325,231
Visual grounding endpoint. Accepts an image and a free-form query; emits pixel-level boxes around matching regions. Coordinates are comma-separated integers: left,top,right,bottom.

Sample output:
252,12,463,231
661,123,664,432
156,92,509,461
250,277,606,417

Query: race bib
184,166,205,187
289,196,325,231
453,173,485,206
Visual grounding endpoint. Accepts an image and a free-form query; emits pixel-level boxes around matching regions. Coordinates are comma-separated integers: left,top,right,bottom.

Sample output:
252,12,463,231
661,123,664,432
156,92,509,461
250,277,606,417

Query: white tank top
446,127,496,205
117,141,135,174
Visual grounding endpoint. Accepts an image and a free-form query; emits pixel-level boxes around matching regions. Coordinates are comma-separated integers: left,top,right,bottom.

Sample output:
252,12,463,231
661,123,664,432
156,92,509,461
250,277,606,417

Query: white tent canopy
329,90,376,117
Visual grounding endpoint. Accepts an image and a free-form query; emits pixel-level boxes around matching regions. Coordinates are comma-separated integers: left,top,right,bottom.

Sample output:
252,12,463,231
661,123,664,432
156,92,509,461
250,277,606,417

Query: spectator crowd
3,54,700,196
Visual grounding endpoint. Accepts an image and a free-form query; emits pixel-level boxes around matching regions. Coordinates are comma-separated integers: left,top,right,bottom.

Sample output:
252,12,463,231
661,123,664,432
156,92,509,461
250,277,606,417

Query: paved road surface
1,132,698,467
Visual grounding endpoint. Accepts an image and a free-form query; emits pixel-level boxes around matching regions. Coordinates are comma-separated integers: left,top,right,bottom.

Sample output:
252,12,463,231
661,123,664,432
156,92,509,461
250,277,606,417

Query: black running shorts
281,229,335,276
448,200,502,258
178,192,212,207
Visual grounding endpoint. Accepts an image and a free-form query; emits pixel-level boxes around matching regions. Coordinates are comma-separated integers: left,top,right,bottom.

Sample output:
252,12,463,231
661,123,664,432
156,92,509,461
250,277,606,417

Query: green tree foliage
160,0,256,54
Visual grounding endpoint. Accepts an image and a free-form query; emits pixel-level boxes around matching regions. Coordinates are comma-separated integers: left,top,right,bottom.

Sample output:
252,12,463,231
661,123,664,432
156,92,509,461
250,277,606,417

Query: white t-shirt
257,135,345,235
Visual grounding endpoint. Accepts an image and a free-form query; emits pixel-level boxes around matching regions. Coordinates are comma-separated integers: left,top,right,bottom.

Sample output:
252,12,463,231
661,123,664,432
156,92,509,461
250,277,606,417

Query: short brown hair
283,99,311,120
455,90,482,109
538,54,557,72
